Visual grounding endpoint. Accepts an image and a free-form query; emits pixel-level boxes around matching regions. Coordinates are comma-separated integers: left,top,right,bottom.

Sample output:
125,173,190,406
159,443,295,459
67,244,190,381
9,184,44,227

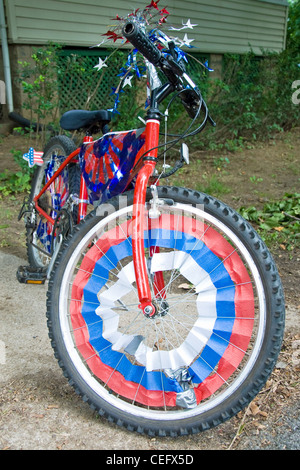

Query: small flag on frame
23,147,44,168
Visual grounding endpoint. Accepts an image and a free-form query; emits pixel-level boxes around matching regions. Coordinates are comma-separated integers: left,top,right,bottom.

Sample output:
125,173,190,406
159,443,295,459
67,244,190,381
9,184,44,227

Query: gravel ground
243,401,300,450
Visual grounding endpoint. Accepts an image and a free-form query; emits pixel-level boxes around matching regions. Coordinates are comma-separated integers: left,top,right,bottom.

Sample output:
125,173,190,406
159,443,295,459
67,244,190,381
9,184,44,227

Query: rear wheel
27,135,80,268
47,186,285,436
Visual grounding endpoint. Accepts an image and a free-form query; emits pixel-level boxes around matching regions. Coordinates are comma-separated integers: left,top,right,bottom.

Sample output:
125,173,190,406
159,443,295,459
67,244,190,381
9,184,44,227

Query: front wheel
46,186,285,436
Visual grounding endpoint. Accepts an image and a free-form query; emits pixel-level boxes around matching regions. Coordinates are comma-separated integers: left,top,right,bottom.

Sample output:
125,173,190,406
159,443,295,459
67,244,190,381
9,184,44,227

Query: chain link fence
57,48,208,115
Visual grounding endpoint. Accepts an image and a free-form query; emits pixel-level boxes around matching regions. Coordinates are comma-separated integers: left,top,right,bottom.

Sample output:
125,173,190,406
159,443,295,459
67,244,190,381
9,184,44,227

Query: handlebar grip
122,21,162,66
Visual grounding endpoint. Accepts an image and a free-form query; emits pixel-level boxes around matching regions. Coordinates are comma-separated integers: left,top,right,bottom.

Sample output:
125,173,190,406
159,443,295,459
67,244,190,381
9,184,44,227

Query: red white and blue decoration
70,215,254,407
79,128,146,204
92,1,213,115
22,147,44,168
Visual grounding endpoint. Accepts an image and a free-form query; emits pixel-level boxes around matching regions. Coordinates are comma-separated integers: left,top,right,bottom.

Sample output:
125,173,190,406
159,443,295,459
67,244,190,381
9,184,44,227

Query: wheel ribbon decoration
70,214,255,407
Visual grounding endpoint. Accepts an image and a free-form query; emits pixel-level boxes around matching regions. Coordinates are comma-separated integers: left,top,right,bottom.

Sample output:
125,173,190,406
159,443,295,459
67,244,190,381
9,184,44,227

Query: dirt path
0,130,299,450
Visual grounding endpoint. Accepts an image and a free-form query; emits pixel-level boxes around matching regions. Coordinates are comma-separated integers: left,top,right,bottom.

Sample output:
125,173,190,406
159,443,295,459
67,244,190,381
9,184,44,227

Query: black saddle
60,109,111,133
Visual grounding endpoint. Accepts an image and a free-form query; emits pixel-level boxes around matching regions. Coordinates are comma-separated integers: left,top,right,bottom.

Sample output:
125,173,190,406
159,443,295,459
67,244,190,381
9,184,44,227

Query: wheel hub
143,299,169,318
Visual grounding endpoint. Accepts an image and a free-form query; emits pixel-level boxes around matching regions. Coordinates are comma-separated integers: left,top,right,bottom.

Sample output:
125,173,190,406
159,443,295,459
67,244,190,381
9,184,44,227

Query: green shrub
198,47,300,149
18,43,63,145
239,192,300,250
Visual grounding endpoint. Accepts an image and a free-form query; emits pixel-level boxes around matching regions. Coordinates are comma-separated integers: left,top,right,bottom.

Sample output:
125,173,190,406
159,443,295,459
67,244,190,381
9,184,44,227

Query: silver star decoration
181,34,194,47
94,57,108,71
169,19,198,31
122,75,133,88
182,19,198,29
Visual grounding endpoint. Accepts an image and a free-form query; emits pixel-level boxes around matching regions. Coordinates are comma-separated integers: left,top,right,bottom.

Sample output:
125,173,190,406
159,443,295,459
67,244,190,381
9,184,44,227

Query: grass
195,174,231,197
239,192,300,251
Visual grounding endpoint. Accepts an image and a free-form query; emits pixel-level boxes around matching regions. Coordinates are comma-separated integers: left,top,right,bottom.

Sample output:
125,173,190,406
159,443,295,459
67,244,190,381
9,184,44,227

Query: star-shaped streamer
203,60,214,72
169,19,198,31
159,16,168,25
146,0,160,10
102,30,123,42
122,75,134,88
109,87,125,115
180,33,194,47
91,3,205,117
117,67,129,77
160,7,169,15
94,57,108,71
183,19,197,29
174,46,188,63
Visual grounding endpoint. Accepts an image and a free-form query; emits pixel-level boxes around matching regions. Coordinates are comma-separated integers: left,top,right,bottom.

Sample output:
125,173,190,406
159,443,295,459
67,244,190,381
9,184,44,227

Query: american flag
23,147,44,168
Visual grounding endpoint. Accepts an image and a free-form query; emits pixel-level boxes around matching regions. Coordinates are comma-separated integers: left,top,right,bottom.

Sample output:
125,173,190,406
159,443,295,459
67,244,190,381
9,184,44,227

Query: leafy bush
239,193,300,250
198,47,300,149
18,43,63,144
0,170,31,196
287,0,300,50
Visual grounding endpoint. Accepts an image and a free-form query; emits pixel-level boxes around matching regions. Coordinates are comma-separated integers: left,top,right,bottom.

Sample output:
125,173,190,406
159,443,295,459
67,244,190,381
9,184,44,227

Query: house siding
4,0,288,54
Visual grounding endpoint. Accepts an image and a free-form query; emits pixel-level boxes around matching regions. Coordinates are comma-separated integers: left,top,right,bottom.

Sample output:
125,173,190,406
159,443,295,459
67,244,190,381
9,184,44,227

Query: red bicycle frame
33,136,91,226
132,118,163,317
130,82,175,316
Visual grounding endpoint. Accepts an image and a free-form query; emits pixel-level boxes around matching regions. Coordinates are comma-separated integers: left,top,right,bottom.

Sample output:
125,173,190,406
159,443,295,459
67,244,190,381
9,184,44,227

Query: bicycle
18,5,285,437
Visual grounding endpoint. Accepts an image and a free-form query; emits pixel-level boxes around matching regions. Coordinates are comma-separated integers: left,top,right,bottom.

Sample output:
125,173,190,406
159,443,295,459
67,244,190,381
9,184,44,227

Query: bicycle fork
131,118,165,317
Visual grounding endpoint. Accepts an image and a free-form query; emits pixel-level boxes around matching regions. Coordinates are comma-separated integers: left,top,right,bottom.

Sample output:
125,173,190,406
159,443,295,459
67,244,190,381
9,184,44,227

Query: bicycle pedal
16,265,47,284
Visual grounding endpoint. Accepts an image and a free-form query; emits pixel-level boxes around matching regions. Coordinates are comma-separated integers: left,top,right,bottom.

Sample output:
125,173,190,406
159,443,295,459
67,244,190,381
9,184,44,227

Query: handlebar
122,21,162,67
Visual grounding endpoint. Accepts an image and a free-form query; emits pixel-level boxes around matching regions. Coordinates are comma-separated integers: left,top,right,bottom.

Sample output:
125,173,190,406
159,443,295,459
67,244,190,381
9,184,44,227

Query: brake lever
162,55,185,78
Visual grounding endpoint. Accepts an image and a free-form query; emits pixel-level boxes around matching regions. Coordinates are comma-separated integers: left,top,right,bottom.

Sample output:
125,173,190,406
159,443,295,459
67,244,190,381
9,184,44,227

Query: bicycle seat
60,109,111,131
